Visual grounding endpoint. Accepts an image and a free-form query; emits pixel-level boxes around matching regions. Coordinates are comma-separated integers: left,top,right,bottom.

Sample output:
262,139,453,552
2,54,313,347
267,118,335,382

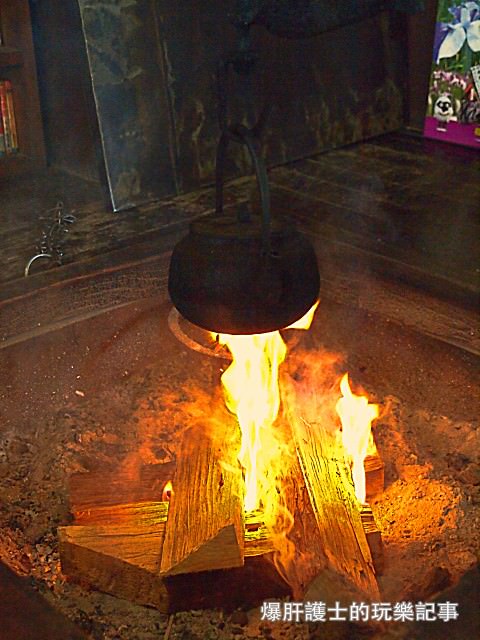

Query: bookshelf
0,0,46,172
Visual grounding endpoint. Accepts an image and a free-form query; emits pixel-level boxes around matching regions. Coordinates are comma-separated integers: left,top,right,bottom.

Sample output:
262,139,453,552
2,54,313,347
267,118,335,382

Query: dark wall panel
78,0,408,210
156,2,407,194
77,0,177,210
31,0,101,182
406,0,437,130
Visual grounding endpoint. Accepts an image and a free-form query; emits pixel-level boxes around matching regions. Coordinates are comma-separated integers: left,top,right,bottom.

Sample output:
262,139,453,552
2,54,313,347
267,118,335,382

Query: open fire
58,300,385,612
215,300,379,513
336,373,379,504
6,285,475,629
215,330,287,513
202,301,384,596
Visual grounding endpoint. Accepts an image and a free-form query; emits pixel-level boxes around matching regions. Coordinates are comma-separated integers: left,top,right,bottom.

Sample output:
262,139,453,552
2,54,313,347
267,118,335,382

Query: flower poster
424,1,480,147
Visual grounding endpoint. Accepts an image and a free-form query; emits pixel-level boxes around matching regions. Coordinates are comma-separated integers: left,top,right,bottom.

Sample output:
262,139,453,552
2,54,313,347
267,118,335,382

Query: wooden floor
270,133,479,307
0,130,478,352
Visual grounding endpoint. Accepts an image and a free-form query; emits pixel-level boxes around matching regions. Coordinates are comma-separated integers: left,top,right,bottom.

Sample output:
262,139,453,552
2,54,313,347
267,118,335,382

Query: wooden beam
317,250,480,357
294,416,379,600
282,373,380,602
364,452,385,499
59,520,168,610
360,505,384,575
58,502,280,613
0,198,243,350
69,461,175,517
159,422,245,576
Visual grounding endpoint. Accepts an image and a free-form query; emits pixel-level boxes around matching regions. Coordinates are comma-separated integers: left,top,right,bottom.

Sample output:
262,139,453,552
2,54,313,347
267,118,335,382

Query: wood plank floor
1,131,478,302
0,131,478,352
268,133,479,305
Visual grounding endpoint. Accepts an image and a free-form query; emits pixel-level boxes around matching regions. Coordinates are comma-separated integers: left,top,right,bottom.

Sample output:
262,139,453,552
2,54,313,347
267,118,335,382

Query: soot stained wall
77,0,408,211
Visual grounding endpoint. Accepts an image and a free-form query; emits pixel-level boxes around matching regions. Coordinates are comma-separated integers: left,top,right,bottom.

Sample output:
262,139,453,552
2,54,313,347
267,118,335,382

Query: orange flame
216,331,287,511
214,304,385,597
215,301,319,512
335,373,379,504
285,300,319,330
162,480,173,502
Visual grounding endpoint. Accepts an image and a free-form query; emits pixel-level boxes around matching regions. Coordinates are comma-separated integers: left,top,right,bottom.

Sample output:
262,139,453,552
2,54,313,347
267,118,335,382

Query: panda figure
433,94,457,131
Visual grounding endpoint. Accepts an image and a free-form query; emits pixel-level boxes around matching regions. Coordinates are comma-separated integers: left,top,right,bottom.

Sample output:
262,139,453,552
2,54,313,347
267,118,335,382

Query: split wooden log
280,369,380,602
364,450,385,499
59,420,256,610
159,422,245,575
360,504,384,575
60,464,171,610
69,461,175,521
267,452,335,601
291,416,379,602
58,502,284,613
59,516,168,610
67,419,245,577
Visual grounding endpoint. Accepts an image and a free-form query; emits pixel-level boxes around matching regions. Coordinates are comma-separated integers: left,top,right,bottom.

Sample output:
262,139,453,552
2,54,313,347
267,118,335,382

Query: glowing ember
335,373,379,504
215,302,319,512
162,480,173,502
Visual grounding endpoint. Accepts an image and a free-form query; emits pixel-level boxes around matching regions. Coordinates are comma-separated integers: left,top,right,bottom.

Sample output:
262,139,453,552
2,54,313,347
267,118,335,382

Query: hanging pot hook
215,124,271,255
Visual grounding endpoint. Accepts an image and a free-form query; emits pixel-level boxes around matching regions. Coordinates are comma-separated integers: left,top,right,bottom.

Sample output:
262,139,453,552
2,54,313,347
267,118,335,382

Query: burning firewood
59,517,169,610
59,438,383,612
68,461,175,522
58,484,286,612
267,453,336,601
360,504,384,575
159,422,245,575
290,415,380,602
59,300,385,611
364,451,385,499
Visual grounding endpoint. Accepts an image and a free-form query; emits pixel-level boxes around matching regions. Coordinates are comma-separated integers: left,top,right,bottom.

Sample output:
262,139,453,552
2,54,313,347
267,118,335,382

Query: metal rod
24,253,53,277
214,125,271,254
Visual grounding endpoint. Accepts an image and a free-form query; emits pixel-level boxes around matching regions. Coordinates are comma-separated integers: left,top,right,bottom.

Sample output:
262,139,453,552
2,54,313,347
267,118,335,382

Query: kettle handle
215,124,271,254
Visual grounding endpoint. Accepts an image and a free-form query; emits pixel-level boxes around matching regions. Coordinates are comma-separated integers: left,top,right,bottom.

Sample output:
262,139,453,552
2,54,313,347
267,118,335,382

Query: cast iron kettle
168,125,320,335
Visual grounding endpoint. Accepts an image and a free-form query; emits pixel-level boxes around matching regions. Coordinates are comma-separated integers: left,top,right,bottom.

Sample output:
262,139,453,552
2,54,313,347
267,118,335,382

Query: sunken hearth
0,295,478,640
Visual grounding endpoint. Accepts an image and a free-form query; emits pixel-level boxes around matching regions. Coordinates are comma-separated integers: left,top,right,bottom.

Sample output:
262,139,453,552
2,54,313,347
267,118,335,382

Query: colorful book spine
0,114,5,157
5,80,18,151
0,79,19,155
0,80,12,153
